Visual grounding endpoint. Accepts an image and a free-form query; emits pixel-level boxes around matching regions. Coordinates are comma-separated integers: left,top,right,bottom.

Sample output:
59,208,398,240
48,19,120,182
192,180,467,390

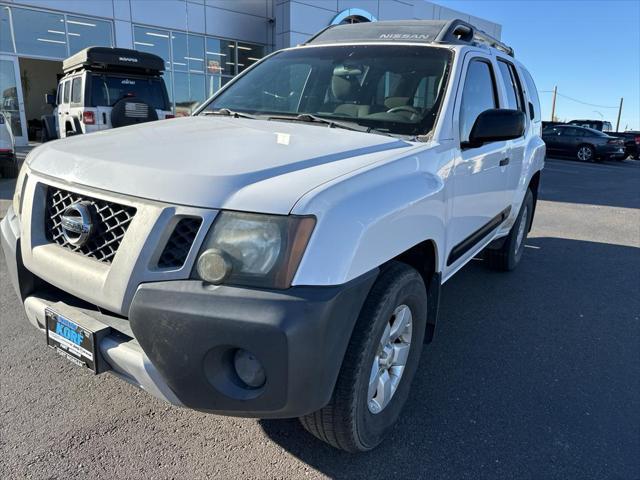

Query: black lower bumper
3,207,378,418
129,272,377,418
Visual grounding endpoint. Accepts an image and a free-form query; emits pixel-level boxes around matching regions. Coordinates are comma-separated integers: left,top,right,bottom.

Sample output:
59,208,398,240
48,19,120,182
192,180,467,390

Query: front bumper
1,208,376,418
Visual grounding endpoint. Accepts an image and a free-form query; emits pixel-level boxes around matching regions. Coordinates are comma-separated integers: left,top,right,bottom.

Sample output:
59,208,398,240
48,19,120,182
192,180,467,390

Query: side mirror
465,109,526,148
45,93,56,106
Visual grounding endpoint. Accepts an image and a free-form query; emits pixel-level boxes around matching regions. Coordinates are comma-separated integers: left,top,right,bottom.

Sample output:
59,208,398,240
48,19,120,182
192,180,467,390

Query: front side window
200,45,452,137
70,77,82,104
459,59,497,143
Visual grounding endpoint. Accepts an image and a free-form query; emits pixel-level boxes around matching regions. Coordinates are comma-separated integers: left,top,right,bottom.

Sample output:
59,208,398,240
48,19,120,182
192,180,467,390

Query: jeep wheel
485,189,533,271
299,261,428,452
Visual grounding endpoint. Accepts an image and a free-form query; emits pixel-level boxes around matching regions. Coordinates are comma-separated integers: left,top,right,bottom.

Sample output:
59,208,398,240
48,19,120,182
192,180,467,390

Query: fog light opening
233,349,266,389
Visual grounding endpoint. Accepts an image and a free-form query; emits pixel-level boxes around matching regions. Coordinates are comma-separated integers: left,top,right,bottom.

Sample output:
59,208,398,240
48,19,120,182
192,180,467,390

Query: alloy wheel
367,304,413,414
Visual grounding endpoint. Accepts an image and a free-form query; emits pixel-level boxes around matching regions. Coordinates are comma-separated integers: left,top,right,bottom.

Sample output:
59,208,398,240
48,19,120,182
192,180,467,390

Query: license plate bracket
45,308,109,373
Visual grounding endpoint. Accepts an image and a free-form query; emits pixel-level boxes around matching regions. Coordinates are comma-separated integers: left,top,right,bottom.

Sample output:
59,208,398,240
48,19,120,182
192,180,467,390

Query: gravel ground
1,157,639,479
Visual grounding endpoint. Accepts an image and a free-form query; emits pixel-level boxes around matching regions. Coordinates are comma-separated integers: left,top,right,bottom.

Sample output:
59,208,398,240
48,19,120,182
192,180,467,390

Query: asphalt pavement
1,157,639,479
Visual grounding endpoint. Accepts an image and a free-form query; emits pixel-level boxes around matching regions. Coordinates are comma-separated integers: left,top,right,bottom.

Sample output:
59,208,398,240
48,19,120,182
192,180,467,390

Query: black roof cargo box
63,47,165,74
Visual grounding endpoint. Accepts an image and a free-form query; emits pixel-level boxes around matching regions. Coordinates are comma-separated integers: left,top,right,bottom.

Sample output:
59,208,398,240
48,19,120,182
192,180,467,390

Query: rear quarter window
62,81,71,104
71,77,83,105
521,68,540,121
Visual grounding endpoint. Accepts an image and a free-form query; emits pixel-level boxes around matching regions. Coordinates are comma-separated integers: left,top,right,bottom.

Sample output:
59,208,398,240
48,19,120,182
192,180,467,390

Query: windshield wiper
266,113,396,137
201,108,258,119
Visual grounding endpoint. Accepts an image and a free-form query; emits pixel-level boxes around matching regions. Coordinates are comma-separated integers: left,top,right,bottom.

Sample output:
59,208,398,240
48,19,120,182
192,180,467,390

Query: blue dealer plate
45,308,98,373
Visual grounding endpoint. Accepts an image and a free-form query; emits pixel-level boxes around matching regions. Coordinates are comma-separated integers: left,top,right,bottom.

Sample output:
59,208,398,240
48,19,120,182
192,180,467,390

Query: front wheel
299,262,428,452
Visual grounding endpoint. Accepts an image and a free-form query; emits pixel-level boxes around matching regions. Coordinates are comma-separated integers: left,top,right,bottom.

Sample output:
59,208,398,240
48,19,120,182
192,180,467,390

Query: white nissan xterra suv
1,20,545,452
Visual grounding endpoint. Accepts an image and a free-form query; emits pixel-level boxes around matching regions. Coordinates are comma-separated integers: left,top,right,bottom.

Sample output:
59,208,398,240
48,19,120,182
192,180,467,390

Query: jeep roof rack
305,19,514,57
62,47,166,75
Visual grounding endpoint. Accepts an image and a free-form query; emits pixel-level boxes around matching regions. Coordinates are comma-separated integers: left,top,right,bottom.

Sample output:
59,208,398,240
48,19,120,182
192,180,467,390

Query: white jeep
42,47,173,141
2,20,545,452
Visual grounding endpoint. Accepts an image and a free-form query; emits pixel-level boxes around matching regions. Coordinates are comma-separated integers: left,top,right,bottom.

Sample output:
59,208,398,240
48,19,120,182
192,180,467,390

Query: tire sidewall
353,269,428,450
509,190,534,268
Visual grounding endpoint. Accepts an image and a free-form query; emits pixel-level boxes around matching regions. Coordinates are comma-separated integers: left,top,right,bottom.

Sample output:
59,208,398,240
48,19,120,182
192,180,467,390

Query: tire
299,261,428,452
485,189,534,271
576,144,595,162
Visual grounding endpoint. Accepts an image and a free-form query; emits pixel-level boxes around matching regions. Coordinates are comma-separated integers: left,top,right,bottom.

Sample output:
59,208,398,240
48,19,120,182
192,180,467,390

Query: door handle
499,157,510,166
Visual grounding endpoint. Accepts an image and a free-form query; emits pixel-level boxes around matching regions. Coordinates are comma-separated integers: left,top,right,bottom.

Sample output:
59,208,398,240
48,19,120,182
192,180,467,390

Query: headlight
193,211,315,289
12,162,28,218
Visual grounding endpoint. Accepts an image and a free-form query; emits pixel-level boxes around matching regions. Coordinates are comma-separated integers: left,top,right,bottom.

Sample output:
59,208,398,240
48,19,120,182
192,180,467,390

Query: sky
439,0,640,130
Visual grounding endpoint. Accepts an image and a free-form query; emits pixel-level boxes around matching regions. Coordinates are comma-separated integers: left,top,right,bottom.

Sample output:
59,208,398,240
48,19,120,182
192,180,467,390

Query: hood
27,116,413,213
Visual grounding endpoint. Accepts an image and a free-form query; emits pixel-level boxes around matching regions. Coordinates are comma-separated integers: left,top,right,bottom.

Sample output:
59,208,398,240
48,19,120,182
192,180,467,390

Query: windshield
90,74,169,110
199,45,452,137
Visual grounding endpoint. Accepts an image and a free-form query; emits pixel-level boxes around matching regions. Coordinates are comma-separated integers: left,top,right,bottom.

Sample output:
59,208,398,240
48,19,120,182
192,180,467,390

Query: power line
538,90,618,109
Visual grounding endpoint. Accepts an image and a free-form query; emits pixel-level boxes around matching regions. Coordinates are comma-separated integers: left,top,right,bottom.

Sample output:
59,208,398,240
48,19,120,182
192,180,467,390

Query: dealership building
0,0,500,146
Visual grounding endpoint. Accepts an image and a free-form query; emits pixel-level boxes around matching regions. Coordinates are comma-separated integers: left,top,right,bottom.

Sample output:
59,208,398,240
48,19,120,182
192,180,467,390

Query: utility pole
615,97,623,132
550,85,557,122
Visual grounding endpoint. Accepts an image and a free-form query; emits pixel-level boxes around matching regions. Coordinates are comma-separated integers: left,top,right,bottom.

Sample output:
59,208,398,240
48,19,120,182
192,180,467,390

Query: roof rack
304,19,514,57
435,19,514,57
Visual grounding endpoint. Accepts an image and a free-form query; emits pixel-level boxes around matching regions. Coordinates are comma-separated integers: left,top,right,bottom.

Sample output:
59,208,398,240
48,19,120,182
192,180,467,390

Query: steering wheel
386,105,420,116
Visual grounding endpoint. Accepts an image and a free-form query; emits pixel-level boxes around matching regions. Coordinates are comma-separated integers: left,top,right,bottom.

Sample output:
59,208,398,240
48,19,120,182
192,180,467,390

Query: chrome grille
45,187,136,264
157,217,202,269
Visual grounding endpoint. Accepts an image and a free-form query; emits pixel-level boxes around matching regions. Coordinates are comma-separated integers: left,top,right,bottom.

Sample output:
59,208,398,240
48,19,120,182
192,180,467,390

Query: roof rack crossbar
436,19,514,57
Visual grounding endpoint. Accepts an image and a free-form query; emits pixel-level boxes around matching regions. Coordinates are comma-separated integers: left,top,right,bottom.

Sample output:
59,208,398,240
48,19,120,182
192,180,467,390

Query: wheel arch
527,169,542,232
390,239,440,343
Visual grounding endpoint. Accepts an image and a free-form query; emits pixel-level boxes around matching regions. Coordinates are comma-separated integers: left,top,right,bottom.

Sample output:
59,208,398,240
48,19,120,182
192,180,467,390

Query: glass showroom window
11,7,66,58
237,42,265,73
66,15,113,55
206,37,235,76
187,34,205,73
206,75,231,97
172,31,188,72
0,6,14,53
173,71,189,116
133,26,171,70
133,26,172,103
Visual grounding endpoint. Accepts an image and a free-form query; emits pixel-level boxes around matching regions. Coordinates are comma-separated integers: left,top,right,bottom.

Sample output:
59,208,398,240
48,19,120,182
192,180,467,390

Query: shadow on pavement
261,236,640,479
541,158,640,209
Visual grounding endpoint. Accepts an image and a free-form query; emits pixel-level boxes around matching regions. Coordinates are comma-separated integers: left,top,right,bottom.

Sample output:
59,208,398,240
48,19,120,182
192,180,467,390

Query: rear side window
497,60,525,112
459,59,497,143
62,81,70,104
521,68,540,121
90,75,169,110
71,77,82,105
564,127,584,137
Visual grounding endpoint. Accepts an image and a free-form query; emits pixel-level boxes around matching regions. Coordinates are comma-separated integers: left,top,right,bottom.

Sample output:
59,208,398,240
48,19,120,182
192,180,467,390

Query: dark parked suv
542,125,625,162
568,119,613,132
